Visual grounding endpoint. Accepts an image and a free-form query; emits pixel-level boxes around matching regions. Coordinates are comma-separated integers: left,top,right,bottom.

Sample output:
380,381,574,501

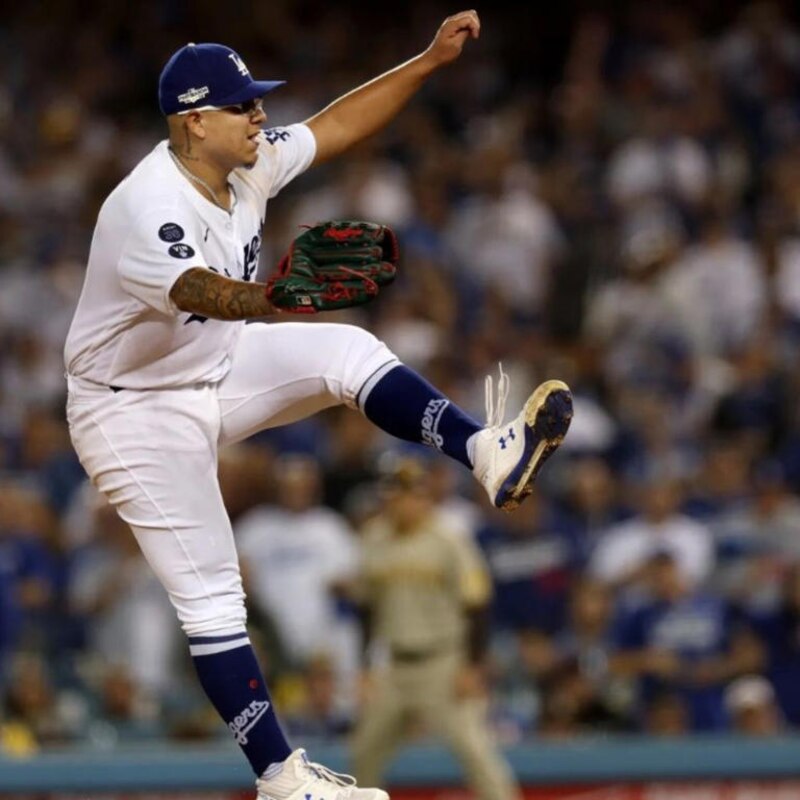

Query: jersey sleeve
252,123,317,200
117,207,209,315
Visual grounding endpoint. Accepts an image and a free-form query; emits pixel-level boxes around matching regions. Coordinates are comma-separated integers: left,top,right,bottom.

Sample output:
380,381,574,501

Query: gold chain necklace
168,146,235,215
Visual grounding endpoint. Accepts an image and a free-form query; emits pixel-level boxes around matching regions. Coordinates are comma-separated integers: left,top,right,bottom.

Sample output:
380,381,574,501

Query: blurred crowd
3,0,800,754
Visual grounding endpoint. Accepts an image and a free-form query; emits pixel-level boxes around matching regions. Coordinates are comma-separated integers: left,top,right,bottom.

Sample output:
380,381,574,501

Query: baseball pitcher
64,10,572,800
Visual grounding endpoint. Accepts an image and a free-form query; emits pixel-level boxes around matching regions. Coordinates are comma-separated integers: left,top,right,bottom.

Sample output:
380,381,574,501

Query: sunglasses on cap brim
176,97,264,116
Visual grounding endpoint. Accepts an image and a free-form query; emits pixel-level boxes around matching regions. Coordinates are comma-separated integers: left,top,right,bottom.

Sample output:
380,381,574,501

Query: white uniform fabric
67,321,399,636
64,124,316,389
64,124,400,637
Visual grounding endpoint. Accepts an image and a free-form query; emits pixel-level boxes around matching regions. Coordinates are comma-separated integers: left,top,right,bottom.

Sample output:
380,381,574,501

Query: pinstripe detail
188,632,249,645
189,636,250,657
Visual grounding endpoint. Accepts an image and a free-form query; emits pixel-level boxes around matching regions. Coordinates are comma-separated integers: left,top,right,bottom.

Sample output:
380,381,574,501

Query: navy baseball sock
189,633,290,776
362,365,482,468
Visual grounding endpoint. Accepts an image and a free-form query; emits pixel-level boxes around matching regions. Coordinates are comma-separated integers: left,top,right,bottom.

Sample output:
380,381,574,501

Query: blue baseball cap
158,42,284,116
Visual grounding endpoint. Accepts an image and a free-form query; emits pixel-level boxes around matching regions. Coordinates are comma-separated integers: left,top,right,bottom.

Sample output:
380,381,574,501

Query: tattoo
168,125,199,161
170,267,275,320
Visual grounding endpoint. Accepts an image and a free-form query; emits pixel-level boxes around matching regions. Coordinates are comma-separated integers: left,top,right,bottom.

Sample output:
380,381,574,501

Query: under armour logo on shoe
498,427,516,449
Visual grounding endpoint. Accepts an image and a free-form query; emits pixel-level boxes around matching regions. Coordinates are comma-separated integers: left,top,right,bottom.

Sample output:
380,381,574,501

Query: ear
183,112,207,141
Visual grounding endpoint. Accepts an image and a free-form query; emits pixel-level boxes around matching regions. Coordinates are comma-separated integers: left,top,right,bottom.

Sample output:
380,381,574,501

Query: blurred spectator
283,653,353,741
612,388,698,487
520,579,630,734
320,407,382,516
82,664,166,747
445,145,565,320
724,674,784,736
583,201,687,384
643,691,691,737
535,665,594,740
234,454,361,711
606,101,712,211
427,458,484,539
749,564,800,726
1,652,78,746
612,552,764,731
560,456,629,545
684,439,753,522
711,460,800,611
217,443,276,524
68,500,181,699
0,482,58,674
715,2,800,155
710,332,788,453
477,487,585,634
661,208,767,358
589,477,713,590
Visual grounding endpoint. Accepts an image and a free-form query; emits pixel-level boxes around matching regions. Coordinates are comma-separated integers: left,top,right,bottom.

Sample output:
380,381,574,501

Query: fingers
425,9,480,66
445,9,480,39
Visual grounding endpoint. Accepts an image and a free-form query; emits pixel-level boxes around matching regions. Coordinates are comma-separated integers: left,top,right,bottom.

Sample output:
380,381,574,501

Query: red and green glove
265,221,399,313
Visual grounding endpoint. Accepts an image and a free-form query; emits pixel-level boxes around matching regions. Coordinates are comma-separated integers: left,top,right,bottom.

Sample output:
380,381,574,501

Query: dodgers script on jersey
64,124,316,390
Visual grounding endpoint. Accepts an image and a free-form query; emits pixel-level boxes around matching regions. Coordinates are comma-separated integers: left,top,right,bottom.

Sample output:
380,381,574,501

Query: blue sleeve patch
159,222,185,242
168,243,195,259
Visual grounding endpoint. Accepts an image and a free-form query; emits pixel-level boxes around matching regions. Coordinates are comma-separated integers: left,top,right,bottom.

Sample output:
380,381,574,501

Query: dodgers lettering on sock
421,398,449,450
229,699,271,745
190,638,290,775
363,365,480,468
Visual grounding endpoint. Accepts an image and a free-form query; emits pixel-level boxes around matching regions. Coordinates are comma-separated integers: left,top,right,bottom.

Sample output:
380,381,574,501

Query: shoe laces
304,758,356,788
484,363,510,429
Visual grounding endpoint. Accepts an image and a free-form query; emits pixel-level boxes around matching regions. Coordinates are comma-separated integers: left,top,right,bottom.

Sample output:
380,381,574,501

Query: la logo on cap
228,53,250,77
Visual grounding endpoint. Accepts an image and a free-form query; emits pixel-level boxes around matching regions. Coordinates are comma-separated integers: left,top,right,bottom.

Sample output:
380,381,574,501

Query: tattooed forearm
170,267,276,320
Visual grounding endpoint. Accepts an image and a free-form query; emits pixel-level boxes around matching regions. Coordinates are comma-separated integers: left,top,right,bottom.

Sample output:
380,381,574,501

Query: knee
333,324,388,359
325,324,399,409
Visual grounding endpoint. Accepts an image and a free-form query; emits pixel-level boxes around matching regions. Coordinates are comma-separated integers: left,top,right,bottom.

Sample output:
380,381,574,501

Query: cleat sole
497,380,573,511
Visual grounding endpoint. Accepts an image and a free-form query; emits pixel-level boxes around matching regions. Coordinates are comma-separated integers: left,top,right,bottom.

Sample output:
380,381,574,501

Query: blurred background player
351,457,520,800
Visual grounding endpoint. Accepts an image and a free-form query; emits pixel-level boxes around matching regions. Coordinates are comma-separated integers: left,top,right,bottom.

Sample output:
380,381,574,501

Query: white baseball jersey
64,124,316,390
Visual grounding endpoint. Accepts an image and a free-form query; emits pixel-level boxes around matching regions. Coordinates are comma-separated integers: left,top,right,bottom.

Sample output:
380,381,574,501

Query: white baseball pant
66,322,399,638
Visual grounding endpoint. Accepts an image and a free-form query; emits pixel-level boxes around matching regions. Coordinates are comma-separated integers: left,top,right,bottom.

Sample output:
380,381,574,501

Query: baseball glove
265,220,399,313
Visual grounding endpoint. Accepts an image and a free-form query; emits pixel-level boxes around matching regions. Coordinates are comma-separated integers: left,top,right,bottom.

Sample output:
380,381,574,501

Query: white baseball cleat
472,367,573,512
256,749,389,800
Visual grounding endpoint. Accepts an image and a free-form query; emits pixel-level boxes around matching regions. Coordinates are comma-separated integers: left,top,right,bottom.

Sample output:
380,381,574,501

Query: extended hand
425,10,480,67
